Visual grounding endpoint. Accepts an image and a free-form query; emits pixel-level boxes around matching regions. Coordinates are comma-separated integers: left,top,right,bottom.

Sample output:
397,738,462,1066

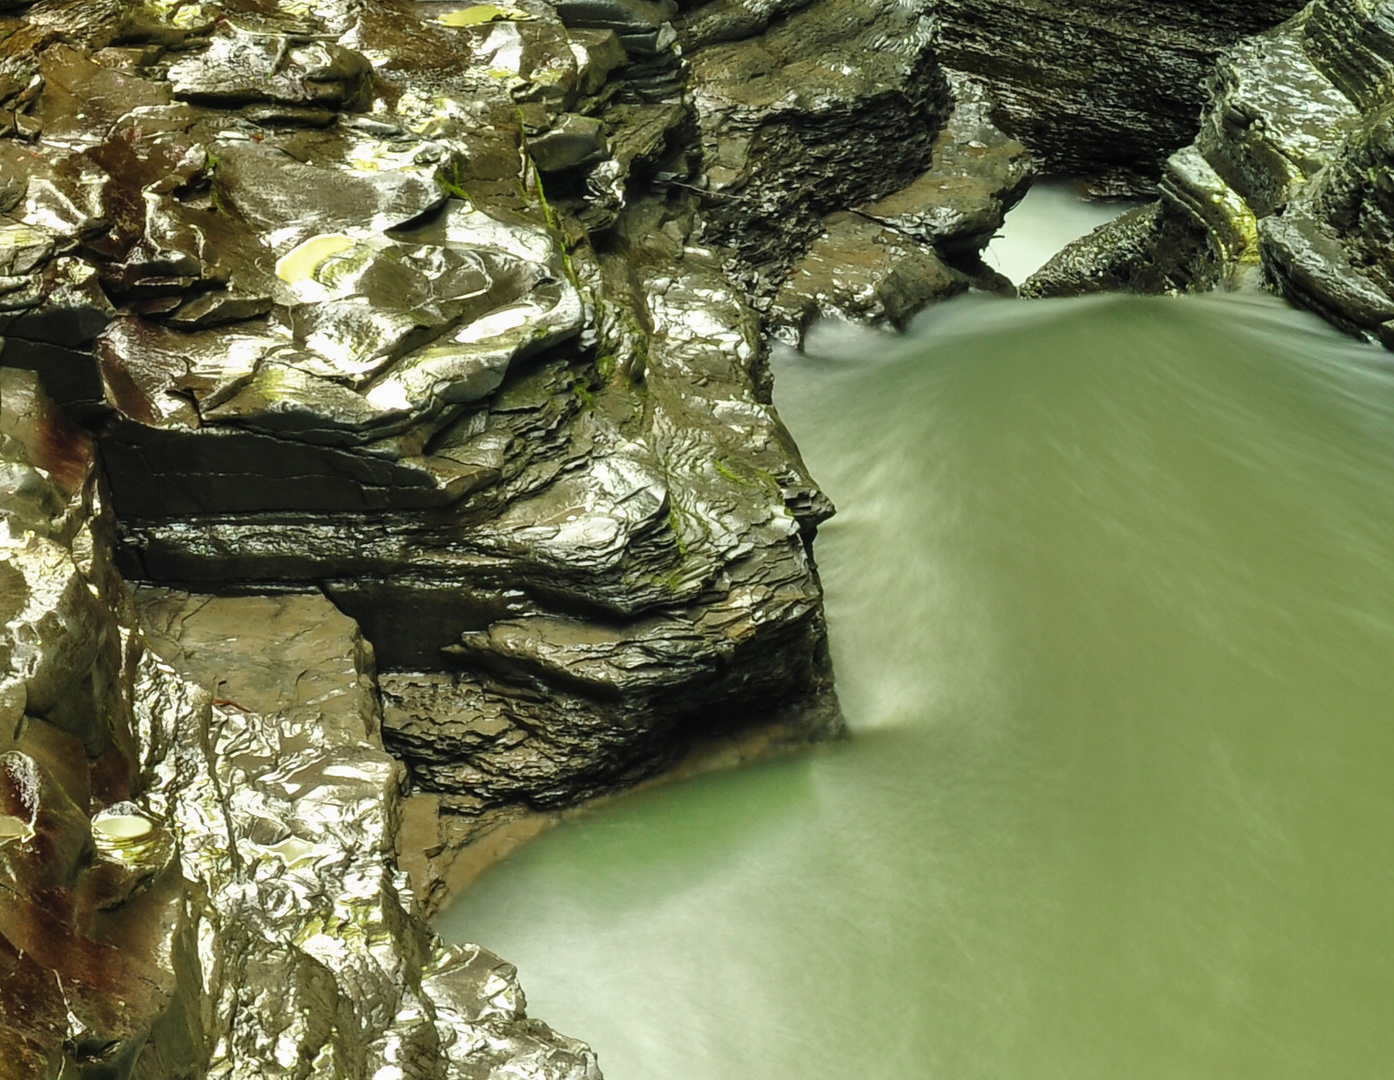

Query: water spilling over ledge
444,287,1394,1079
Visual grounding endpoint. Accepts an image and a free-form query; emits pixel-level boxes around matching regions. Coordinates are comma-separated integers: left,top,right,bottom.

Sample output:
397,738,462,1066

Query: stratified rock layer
0,0,851,841
934,0,1307,194
0,0,1058,1071
2,369,598,1079
684,0,952,290
769,75,1029,344
1024,0,1394,354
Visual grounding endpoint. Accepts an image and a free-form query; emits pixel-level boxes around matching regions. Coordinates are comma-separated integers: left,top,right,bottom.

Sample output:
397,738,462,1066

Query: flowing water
440,212,1394,1078
980,181,1130,283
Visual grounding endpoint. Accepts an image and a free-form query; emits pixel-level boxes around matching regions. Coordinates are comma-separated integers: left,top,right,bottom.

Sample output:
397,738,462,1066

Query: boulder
770,75,1031,341
168,20,374,109
133,587,601,1080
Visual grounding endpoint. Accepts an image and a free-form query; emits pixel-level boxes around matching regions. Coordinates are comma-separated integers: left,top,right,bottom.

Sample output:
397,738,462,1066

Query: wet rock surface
933,0,1308,196
0,0,850,828
2,371,597,1079
684,0,952,292
1023,146,1259,298
134,587,600,1080
0,0,1052,1069
1024,0,1394,352
15,0,1378,1072
770,76,1028,344
1,369,171,1080
768,212,970,345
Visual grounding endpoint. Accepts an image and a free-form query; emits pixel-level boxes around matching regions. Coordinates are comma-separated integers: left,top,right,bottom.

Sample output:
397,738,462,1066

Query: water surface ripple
442,290,1394,1080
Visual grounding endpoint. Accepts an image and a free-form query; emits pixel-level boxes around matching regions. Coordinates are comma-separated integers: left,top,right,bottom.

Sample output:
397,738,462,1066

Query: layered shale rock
2,369,598,1079
0,0,1066,1069
1024,0,1394,354
768,75,1029,345
766,212,972,346
0,0,844,836
1022,146,1263,297
682,0,953,291
934,0,1307,195
133,588,600,1080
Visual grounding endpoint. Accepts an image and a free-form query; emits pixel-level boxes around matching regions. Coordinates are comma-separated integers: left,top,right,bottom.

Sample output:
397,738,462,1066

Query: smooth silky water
440,203,1394,1078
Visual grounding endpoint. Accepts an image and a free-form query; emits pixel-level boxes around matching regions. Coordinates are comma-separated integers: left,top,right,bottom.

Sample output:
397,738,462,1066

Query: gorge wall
1,0,1377,1075
1,0,993,1072
1025,0,1394,354
933,0,1309,195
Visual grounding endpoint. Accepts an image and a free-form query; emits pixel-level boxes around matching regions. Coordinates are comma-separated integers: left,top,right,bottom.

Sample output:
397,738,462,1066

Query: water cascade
442,210,1394,1079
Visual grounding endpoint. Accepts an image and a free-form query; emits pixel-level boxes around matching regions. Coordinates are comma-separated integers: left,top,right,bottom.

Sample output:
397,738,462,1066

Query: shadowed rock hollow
933,0,1309,195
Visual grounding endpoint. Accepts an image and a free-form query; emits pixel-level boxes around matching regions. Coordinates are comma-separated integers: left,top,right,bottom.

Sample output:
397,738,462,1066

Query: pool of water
440,284,1394,1079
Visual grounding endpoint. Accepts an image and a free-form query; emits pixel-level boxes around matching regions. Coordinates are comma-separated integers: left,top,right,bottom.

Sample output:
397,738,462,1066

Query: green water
440,290,1394,1079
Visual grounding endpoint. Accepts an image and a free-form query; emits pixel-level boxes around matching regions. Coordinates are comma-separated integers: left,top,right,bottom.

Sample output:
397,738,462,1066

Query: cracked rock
1022,0,1394,354
934,0,1308,195
686,0,952,292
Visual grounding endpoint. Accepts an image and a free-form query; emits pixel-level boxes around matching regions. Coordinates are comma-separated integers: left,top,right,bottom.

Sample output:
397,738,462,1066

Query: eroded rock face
0,0,845,837
1022,146,1261,298
0,0,862,1064
685,0,952,292
1024,0,1394,352
769,75,1029,345
767,212,971,346
2,371,598,1079
1,370,179,1080
134,588,600,1080
1,0,1060,1069
934,0,1308,195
